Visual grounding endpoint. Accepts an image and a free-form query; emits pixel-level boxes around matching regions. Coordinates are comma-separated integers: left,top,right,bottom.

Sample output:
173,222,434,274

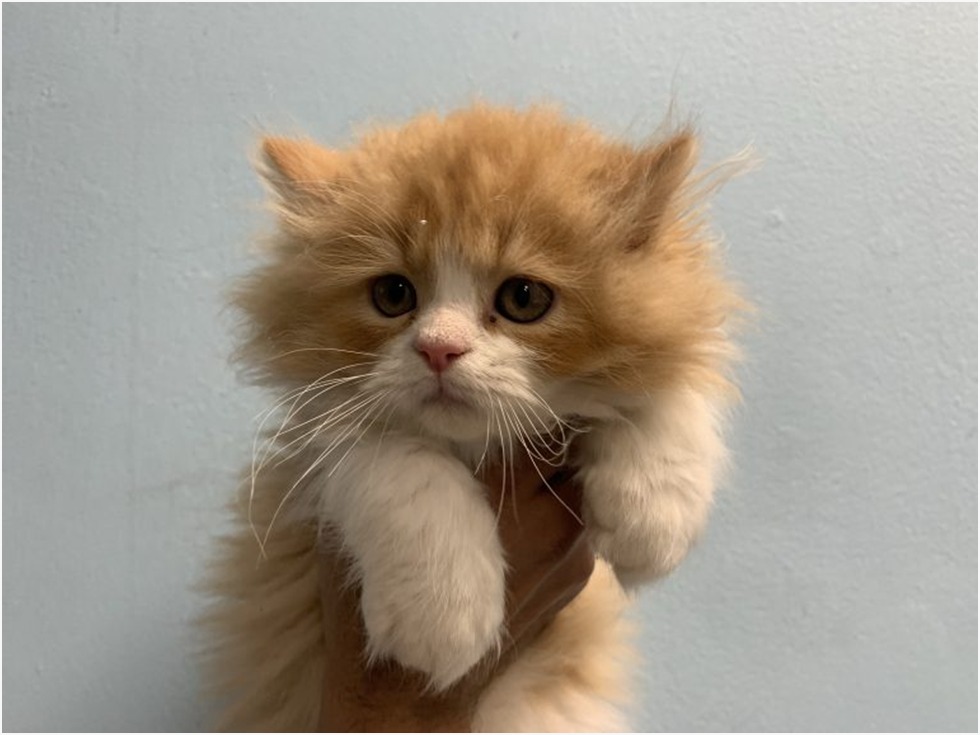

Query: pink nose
416,339,468,373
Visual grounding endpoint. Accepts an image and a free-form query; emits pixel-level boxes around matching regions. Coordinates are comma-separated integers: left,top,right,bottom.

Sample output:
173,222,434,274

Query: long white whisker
257,372,379,468
261,346,382,362
525,386,580,434
263,387,384,471
328,394,392,477
267,375,380,448
489,402,507,530
276,367,378,425
261,392,388,549
509,401,568,467
249,361,376,424
249,372,380,539
473,402,493,477
506,404,583,526
249,363,377,497
514,400,569,459
495,397,520,525
248,368,370,556
309,394,388,472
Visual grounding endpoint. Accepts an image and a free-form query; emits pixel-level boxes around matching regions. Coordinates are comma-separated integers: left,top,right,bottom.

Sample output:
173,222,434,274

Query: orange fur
199,464,634,731
201,103,745,731
235,104,743,396
198,458,325,731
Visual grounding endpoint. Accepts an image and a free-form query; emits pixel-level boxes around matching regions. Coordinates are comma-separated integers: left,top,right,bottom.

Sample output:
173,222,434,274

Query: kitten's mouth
420,382,472,410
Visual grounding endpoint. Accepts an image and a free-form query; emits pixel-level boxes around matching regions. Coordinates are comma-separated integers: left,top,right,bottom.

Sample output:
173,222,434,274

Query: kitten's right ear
256,136,343,212
621,130,699,251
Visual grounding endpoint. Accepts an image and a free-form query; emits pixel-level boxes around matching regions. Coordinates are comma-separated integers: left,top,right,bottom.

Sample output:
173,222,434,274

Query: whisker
249,361,377,425
249,370,379,525
327,393,393,478
248,364,379,555
509,401,568,467
261,346,381,362
261,391,389,549
247,371,367,555
262,385,383,471
495,397,520,526
525,386,580,433
300,391,390,482
248,366,376,481
489,402,508,531
268,373,380,443
513,399,567,451
258,371,378,455
506,403,584,526
473,403,493,477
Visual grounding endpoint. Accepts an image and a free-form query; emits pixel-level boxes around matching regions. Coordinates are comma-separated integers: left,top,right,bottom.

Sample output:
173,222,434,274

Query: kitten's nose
415,338,469,373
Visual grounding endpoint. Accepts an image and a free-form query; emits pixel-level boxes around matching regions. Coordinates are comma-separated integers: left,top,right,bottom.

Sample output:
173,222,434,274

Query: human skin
318,459,594,732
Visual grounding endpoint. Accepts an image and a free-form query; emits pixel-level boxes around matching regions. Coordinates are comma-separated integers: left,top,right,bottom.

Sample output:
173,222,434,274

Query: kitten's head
235,105,743,444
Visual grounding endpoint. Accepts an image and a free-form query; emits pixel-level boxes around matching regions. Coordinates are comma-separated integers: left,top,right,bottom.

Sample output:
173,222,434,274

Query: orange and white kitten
201,104,743,731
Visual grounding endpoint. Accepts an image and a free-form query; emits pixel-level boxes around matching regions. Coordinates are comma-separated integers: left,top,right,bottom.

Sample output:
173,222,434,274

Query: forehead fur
237,104,744,397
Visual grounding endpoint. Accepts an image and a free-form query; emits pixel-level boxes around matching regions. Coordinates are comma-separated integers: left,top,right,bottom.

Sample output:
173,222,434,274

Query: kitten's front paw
586,509,695,588
580,461,711,589
360,556,506,691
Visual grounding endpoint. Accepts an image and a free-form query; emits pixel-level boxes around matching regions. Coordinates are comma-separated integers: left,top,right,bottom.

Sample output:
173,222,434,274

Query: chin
413,400,490,444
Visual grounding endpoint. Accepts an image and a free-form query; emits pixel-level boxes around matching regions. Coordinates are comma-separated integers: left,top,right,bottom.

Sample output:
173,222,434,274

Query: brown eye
494,277,554,324
372,274,417,317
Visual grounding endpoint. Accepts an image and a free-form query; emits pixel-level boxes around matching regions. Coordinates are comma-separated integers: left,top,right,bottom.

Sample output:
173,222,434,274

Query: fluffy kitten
201,104,743,731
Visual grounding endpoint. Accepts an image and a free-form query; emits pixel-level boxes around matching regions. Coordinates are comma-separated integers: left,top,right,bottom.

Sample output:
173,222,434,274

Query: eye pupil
515,283,531,308
372,274,417,317
494,277,554,324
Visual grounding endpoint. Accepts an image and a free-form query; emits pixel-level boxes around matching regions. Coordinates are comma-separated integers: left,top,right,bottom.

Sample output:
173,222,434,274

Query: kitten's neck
384,420,576,472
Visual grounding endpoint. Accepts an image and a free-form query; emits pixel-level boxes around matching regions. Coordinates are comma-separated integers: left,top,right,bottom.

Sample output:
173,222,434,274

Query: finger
507,534,595,644
540,469,584,521
502,492,591,618
481,453,543,508
507,471,585,559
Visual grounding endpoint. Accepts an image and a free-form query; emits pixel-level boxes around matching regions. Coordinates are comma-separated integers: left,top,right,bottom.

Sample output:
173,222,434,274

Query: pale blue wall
3,4,976,731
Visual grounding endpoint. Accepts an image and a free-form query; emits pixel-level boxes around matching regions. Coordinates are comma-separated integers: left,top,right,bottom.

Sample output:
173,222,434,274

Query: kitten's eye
372,274,417,317
494,277,554,324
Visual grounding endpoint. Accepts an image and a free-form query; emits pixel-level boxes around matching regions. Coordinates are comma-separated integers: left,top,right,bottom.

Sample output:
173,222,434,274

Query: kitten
201,104,744,731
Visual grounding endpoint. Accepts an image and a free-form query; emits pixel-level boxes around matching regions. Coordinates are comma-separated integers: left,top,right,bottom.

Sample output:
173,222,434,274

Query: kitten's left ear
256,136,343,213
621,130,699,250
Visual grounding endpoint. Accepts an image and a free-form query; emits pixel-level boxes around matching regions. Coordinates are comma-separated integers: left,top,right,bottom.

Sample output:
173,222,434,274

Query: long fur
200,103,745,731
199,459,634,731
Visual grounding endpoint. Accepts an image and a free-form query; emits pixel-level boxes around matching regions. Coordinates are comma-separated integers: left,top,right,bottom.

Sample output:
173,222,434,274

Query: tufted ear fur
257,137,344,215
619,130,699,251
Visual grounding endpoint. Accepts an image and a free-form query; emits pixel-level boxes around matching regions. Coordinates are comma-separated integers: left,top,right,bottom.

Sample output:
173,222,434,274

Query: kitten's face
236,106,740,444
357,256,565,441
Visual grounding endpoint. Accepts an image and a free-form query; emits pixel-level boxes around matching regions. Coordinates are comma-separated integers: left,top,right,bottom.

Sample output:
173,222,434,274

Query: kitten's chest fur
295,382,636,503
205,103,744,731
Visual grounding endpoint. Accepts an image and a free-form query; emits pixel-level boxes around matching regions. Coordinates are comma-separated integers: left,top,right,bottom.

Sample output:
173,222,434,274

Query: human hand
317,458,593,732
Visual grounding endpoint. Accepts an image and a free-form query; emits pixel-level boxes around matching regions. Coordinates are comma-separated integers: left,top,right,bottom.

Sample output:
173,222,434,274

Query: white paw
580,460,711,589
360,555,506,691
586,510,691,588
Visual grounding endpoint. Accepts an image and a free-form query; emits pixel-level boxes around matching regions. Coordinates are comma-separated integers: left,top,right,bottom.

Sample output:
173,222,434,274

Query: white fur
317,433,506,690
297,257,727,704
576,391,727,587
472,560,634,732
414,259,480,355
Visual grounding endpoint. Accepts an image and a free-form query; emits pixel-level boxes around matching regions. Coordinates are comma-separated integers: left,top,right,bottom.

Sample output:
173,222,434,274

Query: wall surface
3,4,976,731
